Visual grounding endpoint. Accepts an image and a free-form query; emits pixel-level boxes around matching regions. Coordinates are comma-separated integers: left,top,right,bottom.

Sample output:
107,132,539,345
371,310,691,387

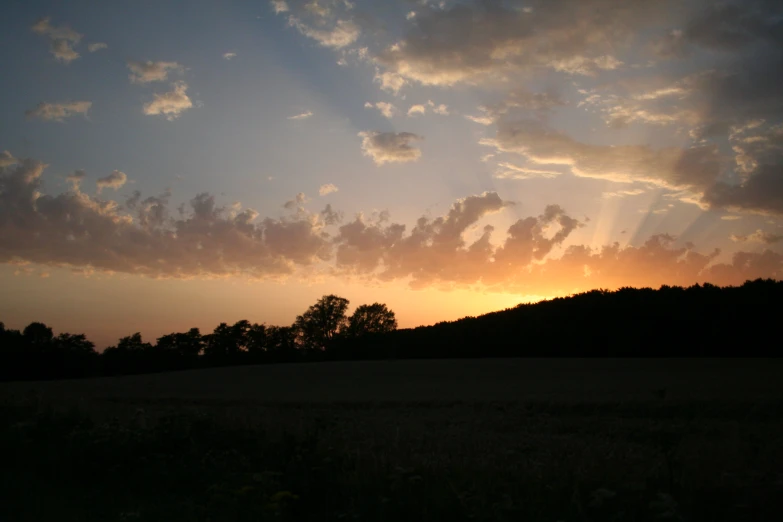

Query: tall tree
348,303,398,337
294,295,350,350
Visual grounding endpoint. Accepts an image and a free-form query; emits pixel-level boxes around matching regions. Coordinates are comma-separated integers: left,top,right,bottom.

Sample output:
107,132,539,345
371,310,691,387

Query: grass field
2,359,783,522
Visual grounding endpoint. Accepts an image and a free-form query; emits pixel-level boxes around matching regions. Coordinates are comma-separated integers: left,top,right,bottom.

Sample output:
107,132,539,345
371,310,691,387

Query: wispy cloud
730,229,783,244
25,101,92,121
127,60,184,84
494,163,561,180
223,52,237,60
87,42,107,52
288,110,313,120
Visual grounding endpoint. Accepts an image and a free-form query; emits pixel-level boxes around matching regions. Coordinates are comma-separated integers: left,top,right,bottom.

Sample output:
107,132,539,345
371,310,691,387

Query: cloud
288,17,360,49
96,170,127,194
0,151,17,168
364,101,396,118
142,82,194,120
358,131,423,165
321,203,342,225
271,0,289,14
488,119,721,189
288,110,313,120
31,17,82,64
88,42,108,52
223,52,237,60
319,183,339,196
2,156,781,290
407,104,426,117
127,61,184,84
730,229,783,245
374,70,407,95
495,163,562,180
25,101,92,122
407,100,449,117
372,1,667,87
65,170,86,190
465,114,494,126
0,156,331,279
284,192,308,209
335,191,513,279
675,2,783,54
431,102,449,115
602,188,647,198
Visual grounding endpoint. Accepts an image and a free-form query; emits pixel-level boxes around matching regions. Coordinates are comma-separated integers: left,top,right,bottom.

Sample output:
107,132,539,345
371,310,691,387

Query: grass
2,359,783,521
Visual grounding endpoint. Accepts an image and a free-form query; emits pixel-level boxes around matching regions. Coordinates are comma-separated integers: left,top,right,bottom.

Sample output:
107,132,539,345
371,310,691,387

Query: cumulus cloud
31,17,82,63
95,170,127,194
142,82,194,120
127,60,184,84
88,42,108,52
65,170,86,190
359,131,423,165
2,156,781,290
730,229,783,245
223,52,237,60
284,192,308,209
0,156,331,279
334,191,513,281
25,101,92,122
0,151,17,168
319,183,339,196
288,110,313,120
364,101,396,118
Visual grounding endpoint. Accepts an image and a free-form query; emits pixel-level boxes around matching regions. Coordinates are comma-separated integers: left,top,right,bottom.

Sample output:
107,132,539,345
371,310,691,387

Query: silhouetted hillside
333,279,782,359
1,279,780,382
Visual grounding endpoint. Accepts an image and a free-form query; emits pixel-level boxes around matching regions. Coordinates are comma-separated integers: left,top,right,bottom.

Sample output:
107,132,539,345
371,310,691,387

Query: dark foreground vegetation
2,375,783,522
2,279,782,381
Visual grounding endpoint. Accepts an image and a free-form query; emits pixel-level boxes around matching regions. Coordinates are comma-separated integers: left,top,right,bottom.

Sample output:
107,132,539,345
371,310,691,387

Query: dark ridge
1,278,780,382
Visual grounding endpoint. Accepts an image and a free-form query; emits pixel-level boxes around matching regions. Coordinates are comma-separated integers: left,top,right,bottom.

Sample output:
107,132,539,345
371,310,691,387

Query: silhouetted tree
155,328,204,371
245,323,267,363
294,295,349,351
204,320,251,365
348,303,398,337
23,322,54,348
51,333,100,378
102,332,154,375
265,325,299,363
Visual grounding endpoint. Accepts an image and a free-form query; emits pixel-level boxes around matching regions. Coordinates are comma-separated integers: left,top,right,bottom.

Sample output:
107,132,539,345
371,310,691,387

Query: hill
336,279,782,359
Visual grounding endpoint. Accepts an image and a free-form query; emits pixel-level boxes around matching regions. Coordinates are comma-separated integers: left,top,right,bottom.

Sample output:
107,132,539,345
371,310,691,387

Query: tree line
0,295,396,381
2,279,781,381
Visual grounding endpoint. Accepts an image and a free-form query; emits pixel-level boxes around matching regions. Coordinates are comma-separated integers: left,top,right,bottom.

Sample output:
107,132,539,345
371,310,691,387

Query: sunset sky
2,0,783,347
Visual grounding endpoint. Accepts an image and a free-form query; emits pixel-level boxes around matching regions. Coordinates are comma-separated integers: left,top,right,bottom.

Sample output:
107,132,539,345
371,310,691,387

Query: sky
2,0,783,347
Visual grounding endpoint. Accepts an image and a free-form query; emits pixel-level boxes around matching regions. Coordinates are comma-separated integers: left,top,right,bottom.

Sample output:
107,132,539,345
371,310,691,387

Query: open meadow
2,358,783,522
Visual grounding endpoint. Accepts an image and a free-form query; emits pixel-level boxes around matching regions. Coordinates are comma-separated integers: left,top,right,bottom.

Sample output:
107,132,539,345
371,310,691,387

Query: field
2,359,783,522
